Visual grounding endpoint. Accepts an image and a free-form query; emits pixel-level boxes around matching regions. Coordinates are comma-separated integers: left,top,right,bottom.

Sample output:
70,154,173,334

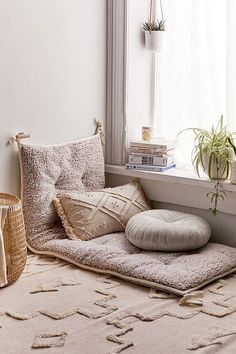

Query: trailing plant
143,0,166,32
179,116,236,214
206,181,226,215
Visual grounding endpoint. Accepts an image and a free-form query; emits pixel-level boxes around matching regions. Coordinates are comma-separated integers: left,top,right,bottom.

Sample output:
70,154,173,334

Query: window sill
105,164,236,192
105,164,236,215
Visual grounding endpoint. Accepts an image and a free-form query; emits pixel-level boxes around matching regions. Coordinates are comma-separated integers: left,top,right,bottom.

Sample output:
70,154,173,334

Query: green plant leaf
178,116,233,214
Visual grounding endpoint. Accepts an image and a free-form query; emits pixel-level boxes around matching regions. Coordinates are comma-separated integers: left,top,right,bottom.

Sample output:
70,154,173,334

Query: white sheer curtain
227,0,236,131
154,0,228,166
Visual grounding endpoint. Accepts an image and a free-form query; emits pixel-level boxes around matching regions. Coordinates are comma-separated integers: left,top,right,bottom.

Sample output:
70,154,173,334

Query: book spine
129,154,175,166
130,142,169,149
129,147,169,155
126,164,175,172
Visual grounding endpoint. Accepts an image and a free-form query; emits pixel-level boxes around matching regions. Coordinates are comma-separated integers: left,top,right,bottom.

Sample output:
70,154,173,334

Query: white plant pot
201,149,231,180
144,31,164,52
230,161,236,184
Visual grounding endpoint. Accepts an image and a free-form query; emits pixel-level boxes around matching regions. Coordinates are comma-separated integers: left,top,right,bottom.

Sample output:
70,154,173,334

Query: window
106,0,236,166
156,1,235,131
150,0,236,166
156,0,227,136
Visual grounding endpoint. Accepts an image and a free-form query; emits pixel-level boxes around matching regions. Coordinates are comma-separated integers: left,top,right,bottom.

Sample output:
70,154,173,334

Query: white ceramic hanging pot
145,31,164,52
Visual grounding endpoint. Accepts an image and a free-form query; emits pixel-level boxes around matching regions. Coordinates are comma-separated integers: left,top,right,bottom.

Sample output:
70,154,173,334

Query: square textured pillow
19,134,105,247
53,180,150,240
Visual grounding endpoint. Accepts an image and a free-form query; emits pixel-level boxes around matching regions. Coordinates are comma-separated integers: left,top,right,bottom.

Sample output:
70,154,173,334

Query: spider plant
143,0,166,32
179,116,236,214
143,19,166,32
191,116,235,180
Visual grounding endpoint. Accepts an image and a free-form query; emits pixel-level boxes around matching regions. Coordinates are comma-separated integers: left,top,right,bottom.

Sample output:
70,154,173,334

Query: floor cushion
17,134,236,295
125,209,211,251
18,134,105,246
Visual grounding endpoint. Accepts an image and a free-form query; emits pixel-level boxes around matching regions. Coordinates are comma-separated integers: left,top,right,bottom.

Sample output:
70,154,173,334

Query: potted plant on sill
180,116,236,214
143,0,166,52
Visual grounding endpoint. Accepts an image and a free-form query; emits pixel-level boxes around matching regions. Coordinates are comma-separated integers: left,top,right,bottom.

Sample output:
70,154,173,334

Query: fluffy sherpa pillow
53,180,150,241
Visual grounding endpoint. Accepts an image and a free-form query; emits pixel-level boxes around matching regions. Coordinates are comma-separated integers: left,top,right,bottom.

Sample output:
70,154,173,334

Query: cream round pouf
125,209,211,252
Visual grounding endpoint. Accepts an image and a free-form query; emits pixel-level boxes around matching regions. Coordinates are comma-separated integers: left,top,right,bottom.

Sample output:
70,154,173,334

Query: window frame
105,0,129,165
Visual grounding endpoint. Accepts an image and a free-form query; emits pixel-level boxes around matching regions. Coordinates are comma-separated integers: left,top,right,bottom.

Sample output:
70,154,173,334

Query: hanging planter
144,30,164,52
143,0,166,53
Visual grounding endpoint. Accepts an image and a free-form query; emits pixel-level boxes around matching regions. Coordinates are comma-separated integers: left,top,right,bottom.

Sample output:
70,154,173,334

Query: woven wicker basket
0,193,27,286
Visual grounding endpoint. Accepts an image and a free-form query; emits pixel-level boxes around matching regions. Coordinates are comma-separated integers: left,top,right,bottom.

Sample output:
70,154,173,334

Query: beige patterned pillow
53,181,150,241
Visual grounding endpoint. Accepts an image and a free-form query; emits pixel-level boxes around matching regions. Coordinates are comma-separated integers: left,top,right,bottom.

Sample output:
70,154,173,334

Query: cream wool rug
1,255,236,354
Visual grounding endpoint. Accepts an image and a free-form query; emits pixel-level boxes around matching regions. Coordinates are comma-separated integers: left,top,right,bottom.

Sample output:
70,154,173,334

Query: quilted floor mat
28,232,236,296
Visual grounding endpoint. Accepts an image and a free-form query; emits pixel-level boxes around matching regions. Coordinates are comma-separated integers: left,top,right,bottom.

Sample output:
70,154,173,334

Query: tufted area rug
1,254,236,354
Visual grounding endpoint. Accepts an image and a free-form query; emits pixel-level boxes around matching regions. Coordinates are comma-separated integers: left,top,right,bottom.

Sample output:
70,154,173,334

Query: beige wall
0,0,107,194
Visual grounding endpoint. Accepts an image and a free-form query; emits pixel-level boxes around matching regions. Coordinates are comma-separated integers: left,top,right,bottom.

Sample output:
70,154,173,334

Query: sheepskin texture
18,134,236,295
53,181,150,241
19,134,105,246
125,209,211,251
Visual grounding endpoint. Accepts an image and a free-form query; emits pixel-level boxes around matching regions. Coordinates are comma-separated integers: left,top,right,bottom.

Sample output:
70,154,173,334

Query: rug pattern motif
1,255,236,353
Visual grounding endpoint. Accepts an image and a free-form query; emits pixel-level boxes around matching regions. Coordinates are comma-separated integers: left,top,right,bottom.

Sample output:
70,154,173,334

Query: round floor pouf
125,209,211,251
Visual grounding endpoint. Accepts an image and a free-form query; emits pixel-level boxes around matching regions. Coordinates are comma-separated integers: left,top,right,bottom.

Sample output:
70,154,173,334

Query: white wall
0,0,107,194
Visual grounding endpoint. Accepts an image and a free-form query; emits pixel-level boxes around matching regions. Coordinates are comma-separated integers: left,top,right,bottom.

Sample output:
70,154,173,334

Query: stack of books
126,139,176,172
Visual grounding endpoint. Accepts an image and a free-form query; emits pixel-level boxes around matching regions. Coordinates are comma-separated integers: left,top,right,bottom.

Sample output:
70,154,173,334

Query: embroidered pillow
53,181,150,240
